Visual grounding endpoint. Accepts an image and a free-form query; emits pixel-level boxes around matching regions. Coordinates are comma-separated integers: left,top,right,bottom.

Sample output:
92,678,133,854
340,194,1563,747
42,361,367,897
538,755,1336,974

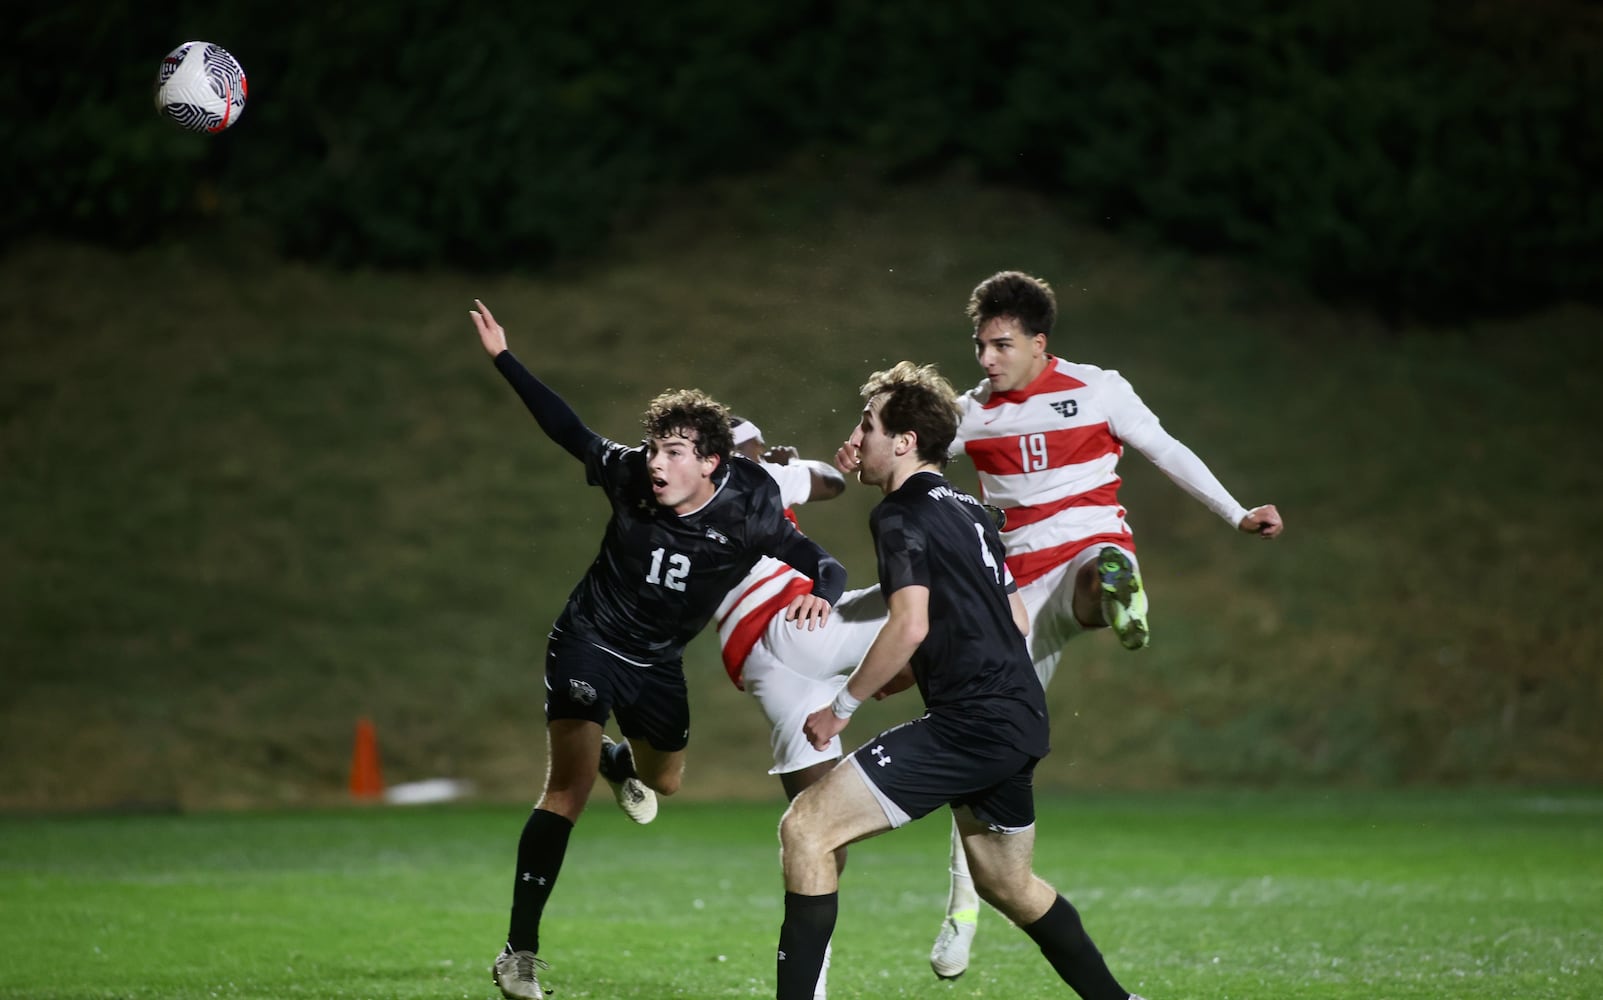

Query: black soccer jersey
555,438,844,663
491,349,846,665
871,471,1049,756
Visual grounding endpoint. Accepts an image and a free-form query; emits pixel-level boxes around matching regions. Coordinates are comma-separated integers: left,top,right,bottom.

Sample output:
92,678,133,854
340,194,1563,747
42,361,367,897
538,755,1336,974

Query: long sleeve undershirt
493,350,597,461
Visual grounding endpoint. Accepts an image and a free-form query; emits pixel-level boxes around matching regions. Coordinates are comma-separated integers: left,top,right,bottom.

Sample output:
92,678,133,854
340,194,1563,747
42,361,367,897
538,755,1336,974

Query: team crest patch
704,527,729,544
569,679,598,705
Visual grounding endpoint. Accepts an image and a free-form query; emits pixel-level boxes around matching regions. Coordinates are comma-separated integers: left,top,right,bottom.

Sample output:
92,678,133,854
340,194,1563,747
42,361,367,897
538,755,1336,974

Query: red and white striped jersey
952,356,1249,587
713,459,815,689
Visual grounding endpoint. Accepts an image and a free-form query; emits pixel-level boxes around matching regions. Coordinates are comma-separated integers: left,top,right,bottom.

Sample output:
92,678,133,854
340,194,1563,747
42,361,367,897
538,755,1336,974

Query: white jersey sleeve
759,460,815,507
1102,370,1249,529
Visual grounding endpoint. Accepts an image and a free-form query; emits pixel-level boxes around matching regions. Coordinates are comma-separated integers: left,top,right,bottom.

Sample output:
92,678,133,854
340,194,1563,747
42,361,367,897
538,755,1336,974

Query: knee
975,877,1032,924
778,804,829,858
645,770,681,797
535,786,588,823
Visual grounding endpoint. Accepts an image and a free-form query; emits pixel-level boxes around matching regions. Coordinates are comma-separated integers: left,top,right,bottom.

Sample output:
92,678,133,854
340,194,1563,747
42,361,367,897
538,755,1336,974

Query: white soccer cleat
491,946,548,999
930,913,978,980
599,734,658,824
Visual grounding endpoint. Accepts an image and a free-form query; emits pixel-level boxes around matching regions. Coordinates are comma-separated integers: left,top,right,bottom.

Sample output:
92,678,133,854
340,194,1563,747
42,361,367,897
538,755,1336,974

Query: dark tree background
5,0,1599,321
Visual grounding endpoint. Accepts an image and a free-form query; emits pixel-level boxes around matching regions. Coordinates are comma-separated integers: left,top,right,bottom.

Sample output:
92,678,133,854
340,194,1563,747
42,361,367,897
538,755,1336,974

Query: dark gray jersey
871,471,1049,757
558,440,844,663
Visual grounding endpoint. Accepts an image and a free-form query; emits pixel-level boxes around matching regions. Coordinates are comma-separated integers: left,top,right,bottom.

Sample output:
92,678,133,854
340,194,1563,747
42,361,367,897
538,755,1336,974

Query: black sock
600,738,638,782
506,808,574,954
776,891,837,1000
1021,895,1129,1000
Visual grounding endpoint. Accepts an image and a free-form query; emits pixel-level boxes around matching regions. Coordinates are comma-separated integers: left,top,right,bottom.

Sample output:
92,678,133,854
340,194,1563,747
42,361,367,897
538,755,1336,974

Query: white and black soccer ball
154,42,247,133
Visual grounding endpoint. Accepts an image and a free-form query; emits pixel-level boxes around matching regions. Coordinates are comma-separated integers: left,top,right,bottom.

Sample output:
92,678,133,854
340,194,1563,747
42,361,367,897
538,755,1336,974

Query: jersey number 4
646,547,690,592
974,524,1001,584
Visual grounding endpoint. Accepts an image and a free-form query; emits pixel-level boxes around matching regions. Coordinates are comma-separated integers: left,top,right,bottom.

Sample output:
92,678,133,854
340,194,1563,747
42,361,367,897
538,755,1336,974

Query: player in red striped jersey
833,271,1284,980
712,417,888,1000
714,418,888,803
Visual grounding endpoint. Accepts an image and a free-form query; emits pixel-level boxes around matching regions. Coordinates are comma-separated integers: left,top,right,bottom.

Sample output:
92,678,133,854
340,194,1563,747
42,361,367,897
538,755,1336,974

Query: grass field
2,789,1599,999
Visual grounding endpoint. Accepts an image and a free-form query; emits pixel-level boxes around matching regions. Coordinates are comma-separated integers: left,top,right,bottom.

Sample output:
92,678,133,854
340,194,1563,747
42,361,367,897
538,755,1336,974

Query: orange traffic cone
349,716,384,800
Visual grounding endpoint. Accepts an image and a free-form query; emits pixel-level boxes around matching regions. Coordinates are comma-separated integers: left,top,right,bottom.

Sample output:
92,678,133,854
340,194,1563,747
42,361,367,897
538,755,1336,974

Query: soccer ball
154,42,247,133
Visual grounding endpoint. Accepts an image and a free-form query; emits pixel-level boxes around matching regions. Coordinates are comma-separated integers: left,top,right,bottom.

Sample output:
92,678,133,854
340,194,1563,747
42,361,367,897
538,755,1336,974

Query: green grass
2,790,1599,999
3,164,1603,809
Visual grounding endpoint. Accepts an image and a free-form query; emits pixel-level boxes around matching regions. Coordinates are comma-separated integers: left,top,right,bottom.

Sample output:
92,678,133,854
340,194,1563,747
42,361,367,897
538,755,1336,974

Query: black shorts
849,713,1038,831
543,629,690,753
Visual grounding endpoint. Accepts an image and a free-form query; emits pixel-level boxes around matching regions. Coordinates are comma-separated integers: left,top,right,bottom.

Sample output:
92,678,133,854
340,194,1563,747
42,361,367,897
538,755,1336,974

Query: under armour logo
521,873,547,885
777,950,786,961
870,745,892,767
1050,399,1079,418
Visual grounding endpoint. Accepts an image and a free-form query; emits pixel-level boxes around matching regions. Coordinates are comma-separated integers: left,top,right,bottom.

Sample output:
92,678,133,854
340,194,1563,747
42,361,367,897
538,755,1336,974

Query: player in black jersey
467,301,847,1000
773,362,1144,1000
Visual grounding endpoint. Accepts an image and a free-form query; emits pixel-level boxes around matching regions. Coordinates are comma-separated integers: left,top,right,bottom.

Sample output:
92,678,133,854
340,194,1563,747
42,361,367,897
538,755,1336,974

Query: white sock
946,816,979,921
812,938,832,999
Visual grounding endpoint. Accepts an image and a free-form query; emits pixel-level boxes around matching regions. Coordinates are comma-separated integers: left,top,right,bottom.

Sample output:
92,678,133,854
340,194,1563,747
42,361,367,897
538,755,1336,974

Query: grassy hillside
3,166,1600,810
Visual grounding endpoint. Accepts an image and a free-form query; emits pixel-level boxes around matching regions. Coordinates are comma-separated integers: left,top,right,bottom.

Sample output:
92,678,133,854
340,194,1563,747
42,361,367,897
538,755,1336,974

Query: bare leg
959,809,1132,1000
621,738,686,796
504,719,604,958
776,762,892,999
780,758,845,1000
1071,559,1107,629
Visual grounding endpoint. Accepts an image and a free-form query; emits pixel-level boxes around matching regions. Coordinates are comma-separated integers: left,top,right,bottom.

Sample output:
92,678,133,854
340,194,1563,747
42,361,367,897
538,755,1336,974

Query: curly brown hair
966,270,1057,338
859,361,959,465
642,389,733,462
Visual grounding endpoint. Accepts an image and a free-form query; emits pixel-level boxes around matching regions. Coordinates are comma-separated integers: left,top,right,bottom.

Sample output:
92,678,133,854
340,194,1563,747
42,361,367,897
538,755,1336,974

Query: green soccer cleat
1098,547,1150,650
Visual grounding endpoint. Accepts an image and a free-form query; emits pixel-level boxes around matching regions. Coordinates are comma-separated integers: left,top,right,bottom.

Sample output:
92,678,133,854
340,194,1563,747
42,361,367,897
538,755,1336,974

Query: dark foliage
5,0,1598,320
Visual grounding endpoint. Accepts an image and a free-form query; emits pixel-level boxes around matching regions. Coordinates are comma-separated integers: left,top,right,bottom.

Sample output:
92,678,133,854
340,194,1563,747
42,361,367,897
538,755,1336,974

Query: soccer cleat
491,946,548,999
929,912,978,980
1097,546,1150,650
599,734,658,824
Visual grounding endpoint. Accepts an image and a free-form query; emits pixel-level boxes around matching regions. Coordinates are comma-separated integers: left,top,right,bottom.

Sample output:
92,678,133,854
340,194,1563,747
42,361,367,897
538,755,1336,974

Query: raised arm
1108,374,1283,539
764,445,847,502
469,299,597,461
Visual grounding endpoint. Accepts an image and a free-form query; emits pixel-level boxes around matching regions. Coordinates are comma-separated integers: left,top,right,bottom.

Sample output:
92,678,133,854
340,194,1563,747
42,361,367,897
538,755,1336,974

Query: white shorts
1016,543,1139,688
741,586,888,775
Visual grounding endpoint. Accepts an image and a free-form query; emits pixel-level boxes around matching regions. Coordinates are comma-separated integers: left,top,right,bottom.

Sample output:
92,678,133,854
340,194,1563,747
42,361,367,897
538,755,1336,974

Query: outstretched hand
1239,504,1284,538
469,299,509,358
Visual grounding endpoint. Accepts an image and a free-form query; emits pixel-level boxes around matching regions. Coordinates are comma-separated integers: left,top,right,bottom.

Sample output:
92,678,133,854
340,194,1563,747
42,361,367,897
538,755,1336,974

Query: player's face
973,316,1047,393
848,396,896,492
647,431,719,513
